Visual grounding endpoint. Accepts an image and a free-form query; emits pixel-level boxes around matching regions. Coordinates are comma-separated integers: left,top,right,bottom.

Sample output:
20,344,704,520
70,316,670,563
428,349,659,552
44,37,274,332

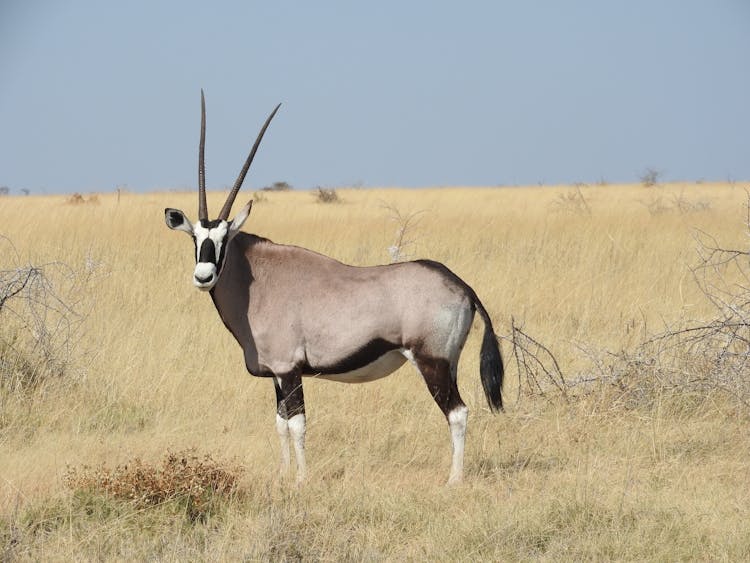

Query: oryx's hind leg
273,372,307,484
411,353,468,485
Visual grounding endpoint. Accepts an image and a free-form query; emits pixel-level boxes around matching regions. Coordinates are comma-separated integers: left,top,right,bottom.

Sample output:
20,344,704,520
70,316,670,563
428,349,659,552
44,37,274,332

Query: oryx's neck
208,233,266,360
206,232,346,376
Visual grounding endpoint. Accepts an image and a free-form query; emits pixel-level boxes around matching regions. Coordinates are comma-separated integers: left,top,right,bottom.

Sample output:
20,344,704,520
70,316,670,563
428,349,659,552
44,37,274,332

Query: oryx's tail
474,297,504,412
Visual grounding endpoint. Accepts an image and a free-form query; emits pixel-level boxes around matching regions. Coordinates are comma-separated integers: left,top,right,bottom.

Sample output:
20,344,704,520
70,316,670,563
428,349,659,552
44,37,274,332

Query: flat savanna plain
1,184,749,560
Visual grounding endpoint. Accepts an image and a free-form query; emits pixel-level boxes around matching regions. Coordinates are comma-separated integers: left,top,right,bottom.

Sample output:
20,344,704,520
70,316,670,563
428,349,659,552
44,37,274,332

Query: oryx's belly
305,350,407,383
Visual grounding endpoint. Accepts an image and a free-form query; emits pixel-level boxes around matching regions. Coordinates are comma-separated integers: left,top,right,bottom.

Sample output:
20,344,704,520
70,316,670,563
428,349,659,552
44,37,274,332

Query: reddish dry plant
65,193,99,205
64,450,243,517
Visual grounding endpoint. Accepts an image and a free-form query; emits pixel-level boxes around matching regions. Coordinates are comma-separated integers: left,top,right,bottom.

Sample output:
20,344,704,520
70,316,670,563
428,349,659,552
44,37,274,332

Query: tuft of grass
0,335,43,393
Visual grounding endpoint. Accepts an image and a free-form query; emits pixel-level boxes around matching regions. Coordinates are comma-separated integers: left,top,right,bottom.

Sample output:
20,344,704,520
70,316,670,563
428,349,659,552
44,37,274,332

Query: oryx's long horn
217,103,281,221
198,90,208,222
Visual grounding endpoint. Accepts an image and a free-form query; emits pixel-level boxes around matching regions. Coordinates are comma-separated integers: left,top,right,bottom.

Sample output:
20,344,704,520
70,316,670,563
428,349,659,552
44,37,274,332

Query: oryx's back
243,236,475,335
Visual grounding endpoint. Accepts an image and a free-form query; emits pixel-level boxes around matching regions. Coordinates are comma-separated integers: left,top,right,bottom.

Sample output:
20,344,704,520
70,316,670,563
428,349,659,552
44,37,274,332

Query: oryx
164,93,504,484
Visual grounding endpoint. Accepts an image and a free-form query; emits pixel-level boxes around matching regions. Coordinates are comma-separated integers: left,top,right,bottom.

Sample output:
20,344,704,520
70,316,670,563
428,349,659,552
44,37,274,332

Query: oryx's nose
195,272,213,283
193,262,217,288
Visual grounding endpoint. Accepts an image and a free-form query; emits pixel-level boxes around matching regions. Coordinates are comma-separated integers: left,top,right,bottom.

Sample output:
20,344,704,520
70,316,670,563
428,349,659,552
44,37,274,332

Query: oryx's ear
228,200,253,236
164,208,194,234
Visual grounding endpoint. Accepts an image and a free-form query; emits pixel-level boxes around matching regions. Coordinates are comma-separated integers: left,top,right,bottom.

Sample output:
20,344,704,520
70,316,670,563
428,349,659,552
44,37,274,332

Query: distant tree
640,167,662,187
21,188,30,196
261,181,293,192
0,186,9,196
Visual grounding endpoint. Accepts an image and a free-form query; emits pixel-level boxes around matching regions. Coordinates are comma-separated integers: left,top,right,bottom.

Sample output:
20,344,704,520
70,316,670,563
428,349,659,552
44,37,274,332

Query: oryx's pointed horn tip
216,102,283,221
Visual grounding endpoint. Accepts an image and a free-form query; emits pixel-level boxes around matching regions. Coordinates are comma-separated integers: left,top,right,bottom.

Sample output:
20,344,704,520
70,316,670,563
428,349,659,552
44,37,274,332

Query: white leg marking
276,414,291,473
447,405,469,485
288,413,307,484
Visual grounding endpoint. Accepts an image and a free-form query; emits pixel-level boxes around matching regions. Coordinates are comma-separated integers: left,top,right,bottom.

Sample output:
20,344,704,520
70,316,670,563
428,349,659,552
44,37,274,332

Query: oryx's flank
165,92,504,484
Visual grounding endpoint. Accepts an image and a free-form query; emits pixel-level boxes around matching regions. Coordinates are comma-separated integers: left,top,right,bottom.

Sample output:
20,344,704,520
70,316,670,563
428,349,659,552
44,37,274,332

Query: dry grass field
1,183,749,560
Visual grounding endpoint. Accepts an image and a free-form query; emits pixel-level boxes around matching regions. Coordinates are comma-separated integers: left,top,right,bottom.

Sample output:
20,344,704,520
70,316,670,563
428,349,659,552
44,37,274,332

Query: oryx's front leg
274,372,306,484
274,380,291,474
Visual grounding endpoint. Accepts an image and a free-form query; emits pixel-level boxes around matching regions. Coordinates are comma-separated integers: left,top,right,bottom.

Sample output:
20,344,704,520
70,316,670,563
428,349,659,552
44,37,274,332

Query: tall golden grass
1,183,749,560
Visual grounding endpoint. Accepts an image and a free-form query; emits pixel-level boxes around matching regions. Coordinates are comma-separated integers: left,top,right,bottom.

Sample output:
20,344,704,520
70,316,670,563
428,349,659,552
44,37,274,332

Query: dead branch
500,318,567,403
379,201,426,263
0,242,95,390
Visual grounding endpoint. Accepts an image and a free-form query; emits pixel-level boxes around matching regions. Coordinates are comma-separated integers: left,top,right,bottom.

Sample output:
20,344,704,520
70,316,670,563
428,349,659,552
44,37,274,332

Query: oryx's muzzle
193,262,217,289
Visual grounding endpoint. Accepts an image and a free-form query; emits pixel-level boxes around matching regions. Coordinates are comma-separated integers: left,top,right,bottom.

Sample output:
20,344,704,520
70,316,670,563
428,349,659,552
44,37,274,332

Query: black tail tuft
477,303,504,412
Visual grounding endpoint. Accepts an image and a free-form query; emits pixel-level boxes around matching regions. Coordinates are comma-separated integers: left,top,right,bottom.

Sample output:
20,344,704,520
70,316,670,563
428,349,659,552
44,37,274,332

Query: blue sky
1,1,749,194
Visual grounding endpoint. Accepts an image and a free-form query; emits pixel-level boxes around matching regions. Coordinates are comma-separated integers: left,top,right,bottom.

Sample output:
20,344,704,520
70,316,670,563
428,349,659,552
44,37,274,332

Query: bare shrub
0,237,94,392
671,190,710,214
639,194,671,216
574,201,750,410
64,450,244,522
653,224,750,404
640,191,711,216
379,202,425,263
313,186,339,204
509,194,750,411
550,184,591,215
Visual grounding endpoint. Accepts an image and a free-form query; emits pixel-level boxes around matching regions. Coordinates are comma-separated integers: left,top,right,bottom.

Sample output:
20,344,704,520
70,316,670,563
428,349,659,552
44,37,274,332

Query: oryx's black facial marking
191,219,231,290
200,219,226,230
198,237,217,264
